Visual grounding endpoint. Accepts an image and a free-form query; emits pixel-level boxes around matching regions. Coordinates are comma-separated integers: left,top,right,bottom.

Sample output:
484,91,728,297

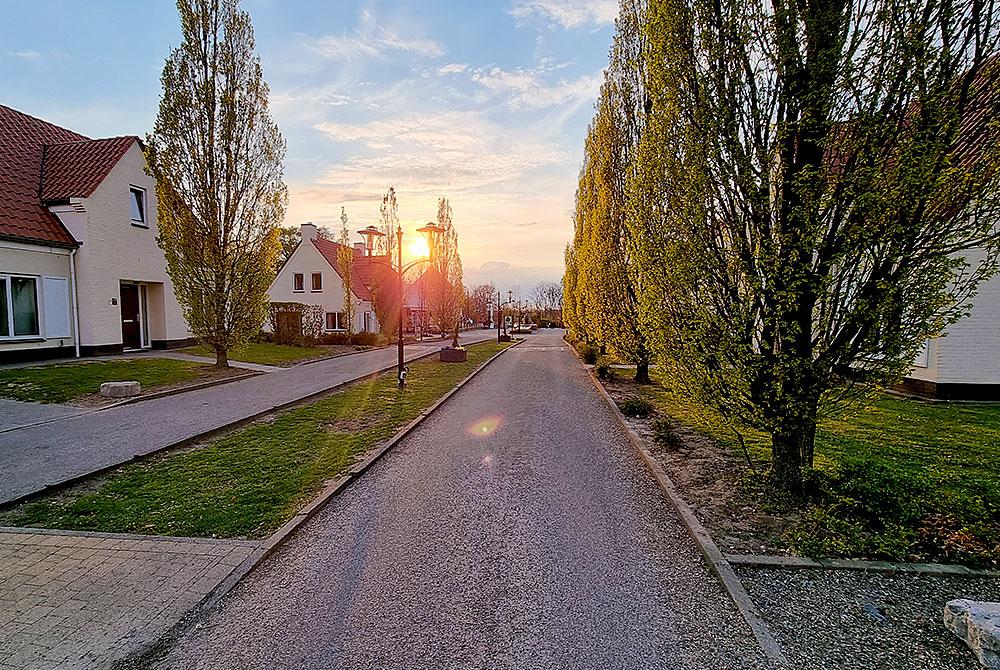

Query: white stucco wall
0,242,74,355
268,239,375,333
51,142,190,348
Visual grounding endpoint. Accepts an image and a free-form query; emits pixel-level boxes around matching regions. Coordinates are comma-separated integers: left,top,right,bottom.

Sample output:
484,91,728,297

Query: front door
120,284,141,349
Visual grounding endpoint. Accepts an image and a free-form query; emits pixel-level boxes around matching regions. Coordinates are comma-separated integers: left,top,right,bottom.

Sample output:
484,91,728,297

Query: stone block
944,599,1000,668
439,348,467,363
98,381,141,398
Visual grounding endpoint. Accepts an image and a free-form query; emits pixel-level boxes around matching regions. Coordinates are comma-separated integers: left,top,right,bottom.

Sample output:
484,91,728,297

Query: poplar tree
429,198,464,346
147,0,286,367
370,187,401,340
628,0,1000,493
337,207,356,343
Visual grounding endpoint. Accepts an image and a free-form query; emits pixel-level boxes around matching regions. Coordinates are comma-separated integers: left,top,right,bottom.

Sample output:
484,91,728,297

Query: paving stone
0,528,259,669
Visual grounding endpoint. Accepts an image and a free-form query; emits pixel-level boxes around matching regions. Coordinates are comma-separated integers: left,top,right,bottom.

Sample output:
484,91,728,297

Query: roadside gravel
738,566,1000,669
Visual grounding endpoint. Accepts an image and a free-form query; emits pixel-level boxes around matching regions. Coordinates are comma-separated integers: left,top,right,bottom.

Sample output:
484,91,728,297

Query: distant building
0,104,191,363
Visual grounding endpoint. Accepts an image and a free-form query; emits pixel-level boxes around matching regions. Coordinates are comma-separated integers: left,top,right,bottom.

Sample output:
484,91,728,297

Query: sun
409,236,431,260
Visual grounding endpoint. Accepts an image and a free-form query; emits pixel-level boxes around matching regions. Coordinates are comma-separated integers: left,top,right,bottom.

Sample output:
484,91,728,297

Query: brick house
0,104,191,363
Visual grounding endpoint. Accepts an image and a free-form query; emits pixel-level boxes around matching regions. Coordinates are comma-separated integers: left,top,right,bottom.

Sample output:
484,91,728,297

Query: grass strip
0,359,210,404
176,342,328,366
5,341,510,539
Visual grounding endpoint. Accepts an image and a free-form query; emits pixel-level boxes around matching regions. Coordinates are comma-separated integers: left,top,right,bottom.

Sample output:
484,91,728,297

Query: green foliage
595,355,616,380
177,342,324,367
0,359,208,404
7,342,511,538
618,395,655,418
576,341,599,364
337,207,357,343
651,417,683,450
146,0,286,367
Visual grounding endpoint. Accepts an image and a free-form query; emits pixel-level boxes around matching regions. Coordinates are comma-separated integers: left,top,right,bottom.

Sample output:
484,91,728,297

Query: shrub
652,417,682,450
318,332,379,346
618,395,654,418
576,342,599,364
595,355,615,380
831,458,930,527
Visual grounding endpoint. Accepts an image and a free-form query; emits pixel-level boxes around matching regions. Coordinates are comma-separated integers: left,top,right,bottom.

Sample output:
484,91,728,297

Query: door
120,284,141,349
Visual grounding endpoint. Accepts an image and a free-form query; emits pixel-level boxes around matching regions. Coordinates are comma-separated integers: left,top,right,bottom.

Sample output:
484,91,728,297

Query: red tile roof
311,237,394,301
41,136,136,202
0,105,137,248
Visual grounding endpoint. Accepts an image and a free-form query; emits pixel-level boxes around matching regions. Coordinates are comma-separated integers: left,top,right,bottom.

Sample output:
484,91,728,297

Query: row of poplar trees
564,0,1000,494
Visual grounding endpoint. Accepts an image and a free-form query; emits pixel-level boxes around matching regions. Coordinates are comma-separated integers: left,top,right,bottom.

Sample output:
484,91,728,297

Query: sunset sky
0,0,616,292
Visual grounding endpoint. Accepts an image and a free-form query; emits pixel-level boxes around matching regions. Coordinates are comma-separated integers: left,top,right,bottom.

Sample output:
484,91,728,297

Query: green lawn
177,342,329,366
0,359,210,404
6,341,510,539
628,373,1000,564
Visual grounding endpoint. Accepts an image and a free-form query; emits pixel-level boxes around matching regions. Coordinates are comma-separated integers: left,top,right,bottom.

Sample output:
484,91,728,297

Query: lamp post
359,222,442,387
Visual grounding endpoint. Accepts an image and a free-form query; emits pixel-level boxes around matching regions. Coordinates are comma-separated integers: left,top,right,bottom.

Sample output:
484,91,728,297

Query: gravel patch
738,566,1000,669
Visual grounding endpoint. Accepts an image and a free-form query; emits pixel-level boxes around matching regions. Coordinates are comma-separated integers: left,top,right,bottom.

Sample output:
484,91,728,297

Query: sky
0,0,617,294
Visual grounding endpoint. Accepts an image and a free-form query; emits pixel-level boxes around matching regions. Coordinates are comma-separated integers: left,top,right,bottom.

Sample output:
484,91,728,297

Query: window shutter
43,277,71,338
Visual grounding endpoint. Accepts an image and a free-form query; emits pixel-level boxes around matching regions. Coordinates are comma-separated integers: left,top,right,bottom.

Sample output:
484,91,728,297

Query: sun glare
409,236,430,260
467,416,502,437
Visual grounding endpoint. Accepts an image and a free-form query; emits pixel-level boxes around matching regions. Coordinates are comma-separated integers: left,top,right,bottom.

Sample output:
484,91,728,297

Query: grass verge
619,371,1000,566
3,341,510,539
0,359,212,404
176,342,331,366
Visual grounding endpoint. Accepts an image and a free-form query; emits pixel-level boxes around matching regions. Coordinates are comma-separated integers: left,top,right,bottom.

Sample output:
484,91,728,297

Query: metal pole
397,227,405,387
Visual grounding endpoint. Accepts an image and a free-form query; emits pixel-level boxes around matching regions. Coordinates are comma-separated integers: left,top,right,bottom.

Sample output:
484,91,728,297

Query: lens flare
467,415,502,437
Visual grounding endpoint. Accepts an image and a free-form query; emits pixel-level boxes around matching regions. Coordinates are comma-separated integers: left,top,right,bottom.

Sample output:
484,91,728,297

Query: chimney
300,222,318,241
354,242,366,253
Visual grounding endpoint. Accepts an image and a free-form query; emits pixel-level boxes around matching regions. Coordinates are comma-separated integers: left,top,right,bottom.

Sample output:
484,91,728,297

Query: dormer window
129,186,147,226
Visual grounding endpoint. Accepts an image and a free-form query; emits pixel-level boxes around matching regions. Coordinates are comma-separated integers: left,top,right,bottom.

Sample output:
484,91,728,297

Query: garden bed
601,373,1000,567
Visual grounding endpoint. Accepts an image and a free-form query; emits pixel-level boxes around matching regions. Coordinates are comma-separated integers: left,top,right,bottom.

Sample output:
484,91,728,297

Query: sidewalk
0,331,496,505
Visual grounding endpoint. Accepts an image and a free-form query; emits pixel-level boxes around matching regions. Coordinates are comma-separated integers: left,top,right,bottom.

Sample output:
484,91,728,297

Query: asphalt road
0,330,495,504
144,330,767,670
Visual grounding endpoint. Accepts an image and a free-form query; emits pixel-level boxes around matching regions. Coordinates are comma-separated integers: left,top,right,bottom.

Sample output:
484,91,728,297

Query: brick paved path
0,528,258,670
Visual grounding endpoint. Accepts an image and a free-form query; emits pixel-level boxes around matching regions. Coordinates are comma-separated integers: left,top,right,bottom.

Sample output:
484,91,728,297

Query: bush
595,355,615,380
317,332,379,347
652,417,682,450
831,458,930,527
576,342,599,364
618,395,654,419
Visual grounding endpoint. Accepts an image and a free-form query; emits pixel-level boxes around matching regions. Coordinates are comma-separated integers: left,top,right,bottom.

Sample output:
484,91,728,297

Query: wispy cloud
509,0,618,28
473,66,602,111
438,62,468,75
6,50,42,60
304,10,444,61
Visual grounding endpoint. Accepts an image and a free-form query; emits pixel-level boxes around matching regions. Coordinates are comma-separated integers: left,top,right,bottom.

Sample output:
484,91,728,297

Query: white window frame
129,185,148,227
0,273,42,340
311,272,323,292
324,311,348,332
292,273,304,293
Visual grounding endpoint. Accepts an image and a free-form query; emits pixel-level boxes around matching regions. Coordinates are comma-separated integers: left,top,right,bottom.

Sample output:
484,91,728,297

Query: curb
123,338,520,669
571,343,790,668
0,339,492,511
727,553,1000,577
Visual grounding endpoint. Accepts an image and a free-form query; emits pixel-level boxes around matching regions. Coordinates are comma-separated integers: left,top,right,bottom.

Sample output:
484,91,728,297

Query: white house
0,104,191,363
902,261,1000,400
269,223,382,335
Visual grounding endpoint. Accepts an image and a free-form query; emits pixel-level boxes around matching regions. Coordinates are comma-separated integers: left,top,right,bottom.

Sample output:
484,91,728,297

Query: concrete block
98,381,141,398
945,599,1000,668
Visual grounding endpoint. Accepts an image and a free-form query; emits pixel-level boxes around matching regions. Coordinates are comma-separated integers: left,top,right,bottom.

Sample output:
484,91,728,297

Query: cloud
473,66,602,111
438,62,468,75
509,0,618,28
304,11,444,61
6,50,41,60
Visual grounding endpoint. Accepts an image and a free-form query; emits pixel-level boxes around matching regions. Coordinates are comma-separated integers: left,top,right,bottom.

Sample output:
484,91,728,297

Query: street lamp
362,222,443,387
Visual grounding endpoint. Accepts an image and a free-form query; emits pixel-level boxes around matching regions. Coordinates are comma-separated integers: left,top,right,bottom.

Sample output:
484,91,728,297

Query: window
325,312,347,331
293,273,304,292
0,275,40,338
311,272,323,292
129,186,146,225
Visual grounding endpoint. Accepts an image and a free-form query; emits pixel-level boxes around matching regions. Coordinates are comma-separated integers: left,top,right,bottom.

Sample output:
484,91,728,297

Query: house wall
0,241,75,361
52,143,191,353
268,240,376,333
902,249,1000,399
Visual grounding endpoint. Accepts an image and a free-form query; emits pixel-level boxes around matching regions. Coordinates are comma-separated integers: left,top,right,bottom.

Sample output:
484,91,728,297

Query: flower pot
439,348,467,362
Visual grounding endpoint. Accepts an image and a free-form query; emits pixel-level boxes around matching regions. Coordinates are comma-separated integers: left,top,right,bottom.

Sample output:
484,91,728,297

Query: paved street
146,330,767,670
0,331,495,505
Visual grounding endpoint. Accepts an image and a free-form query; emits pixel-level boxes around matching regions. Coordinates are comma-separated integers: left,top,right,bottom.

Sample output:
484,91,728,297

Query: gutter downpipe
69,247,81,358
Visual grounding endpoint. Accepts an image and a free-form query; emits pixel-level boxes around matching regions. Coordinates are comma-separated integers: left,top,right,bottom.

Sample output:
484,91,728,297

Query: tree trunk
634,358,651,384
214,347,229,368
770,391,820,496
